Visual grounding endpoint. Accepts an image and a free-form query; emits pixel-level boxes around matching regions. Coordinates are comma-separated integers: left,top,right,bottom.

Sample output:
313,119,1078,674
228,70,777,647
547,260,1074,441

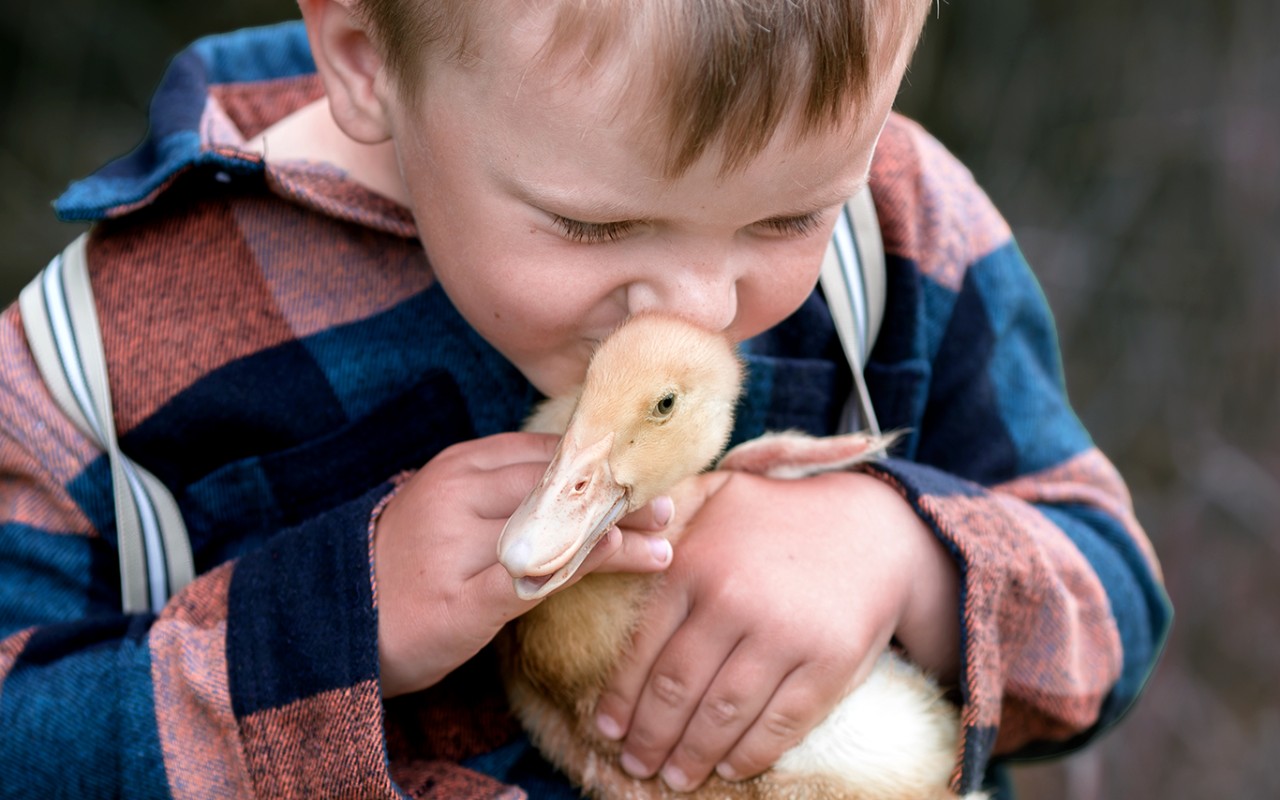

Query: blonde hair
355,0,930,175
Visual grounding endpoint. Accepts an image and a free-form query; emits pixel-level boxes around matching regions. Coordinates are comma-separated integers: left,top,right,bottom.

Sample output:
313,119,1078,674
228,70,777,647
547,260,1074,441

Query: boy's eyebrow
513,181,642,220
513,177,869,222
766,179,870,218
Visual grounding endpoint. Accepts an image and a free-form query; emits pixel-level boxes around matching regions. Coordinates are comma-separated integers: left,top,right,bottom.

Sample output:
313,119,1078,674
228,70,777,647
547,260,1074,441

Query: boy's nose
625,273,739,332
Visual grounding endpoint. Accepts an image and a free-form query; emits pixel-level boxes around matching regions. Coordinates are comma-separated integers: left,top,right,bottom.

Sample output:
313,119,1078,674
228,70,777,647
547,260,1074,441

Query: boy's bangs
359,0,928,176
549,0,905,176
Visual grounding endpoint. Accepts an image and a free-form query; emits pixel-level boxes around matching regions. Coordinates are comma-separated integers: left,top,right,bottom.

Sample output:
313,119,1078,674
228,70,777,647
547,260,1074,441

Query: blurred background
1,0,1276,797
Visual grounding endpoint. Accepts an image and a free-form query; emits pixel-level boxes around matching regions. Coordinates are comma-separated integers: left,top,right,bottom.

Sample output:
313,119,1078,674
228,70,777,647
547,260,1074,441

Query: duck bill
497,432,629,601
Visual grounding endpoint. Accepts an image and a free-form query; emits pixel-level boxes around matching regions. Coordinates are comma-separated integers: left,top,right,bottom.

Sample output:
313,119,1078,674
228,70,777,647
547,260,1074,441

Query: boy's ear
298,0,392,144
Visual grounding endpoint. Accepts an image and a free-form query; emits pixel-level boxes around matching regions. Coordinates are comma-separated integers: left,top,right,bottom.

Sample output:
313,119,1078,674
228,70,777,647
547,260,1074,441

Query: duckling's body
497,314,979,800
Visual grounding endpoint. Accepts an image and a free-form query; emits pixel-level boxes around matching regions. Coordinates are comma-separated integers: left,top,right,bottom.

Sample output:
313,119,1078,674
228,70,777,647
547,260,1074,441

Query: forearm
0,617,171,796
219,483,394,795
893,504,961,686
996,452,1171,751
844,470,961,685
869,453,1170,755
0,485,398,796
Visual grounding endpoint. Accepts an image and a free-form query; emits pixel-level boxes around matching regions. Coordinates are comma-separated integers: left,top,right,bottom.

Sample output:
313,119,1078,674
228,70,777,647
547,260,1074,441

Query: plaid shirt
0,21,1170,799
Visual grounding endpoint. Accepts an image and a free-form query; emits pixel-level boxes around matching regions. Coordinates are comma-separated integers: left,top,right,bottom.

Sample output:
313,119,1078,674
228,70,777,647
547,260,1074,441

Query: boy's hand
593,470,959,792
374,432,674,698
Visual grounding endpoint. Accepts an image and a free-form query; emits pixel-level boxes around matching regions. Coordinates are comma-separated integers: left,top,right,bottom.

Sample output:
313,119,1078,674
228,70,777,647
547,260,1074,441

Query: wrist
878,478,960,684
802,469,961,682
371,481,442,698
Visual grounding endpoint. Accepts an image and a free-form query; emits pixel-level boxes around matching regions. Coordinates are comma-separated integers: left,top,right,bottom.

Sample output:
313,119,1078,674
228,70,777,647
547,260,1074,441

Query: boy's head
300,0,929,396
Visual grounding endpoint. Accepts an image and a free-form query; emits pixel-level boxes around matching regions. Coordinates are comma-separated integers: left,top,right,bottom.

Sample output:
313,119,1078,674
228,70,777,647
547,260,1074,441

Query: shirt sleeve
863,116,1173,796
0,305,402,797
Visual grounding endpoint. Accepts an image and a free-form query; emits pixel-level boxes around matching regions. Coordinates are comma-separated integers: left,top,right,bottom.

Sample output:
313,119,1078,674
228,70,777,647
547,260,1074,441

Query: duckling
497,313,980,800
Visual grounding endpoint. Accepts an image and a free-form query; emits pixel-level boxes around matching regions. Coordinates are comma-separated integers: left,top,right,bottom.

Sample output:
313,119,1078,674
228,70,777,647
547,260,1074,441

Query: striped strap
19,233,194,614
820,185,886,436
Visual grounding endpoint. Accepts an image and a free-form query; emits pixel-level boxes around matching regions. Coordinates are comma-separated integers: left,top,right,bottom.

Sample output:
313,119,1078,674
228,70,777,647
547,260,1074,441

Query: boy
0,0,1171,797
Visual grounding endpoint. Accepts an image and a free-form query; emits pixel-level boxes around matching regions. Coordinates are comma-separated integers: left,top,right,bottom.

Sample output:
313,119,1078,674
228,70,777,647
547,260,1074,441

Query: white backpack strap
819,185,886,436
19,233,194,613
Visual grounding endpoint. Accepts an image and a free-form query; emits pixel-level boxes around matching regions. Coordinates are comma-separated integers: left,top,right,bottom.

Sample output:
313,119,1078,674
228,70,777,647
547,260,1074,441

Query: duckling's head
497,313,744,600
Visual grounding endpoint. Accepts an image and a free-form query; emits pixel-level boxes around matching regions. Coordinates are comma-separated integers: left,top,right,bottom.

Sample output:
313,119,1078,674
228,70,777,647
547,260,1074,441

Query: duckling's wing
718,430,899,480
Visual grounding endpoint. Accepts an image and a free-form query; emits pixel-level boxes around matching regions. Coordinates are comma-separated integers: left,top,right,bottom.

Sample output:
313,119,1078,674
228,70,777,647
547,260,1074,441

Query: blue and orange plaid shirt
0,21,1170,799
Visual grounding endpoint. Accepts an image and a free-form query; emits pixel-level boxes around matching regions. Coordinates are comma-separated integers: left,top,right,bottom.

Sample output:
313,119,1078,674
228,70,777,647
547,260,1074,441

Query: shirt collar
52,21,416,238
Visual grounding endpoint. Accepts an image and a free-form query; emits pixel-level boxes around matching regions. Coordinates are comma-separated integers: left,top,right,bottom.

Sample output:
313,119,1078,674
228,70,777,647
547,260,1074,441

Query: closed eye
758,211,825,238
551,215,638,244
551,209,827,242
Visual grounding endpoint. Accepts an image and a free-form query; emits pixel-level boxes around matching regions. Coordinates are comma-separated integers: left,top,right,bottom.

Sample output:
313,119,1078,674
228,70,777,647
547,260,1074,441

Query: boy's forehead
437,0,927,177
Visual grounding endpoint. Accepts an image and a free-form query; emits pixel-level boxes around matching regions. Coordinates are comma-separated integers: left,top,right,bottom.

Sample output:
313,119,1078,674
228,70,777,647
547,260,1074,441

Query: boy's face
382,11,911,398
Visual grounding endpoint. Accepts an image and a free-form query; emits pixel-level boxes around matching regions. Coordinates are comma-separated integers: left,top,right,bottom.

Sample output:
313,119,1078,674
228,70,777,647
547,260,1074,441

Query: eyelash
549,211,824,244
761,213,824,238
551,216,636,244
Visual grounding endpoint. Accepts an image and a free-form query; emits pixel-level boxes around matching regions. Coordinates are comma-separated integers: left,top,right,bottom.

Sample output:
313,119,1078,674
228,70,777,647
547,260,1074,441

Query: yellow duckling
497,313,981,800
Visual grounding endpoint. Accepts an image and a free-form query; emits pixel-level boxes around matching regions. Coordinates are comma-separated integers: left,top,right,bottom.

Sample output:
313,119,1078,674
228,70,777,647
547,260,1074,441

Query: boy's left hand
592,469,959,792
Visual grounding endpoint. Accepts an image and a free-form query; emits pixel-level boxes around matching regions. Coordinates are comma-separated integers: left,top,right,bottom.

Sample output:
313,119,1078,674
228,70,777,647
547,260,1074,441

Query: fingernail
649,537,673,566
661,764,691,791
596,712,623,740
620,751,650,778
716,762,737,781
652,495,674,527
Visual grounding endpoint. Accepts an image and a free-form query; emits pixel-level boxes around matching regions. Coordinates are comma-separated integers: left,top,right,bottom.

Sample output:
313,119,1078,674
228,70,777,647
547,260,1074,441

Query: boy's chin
518,352,594,400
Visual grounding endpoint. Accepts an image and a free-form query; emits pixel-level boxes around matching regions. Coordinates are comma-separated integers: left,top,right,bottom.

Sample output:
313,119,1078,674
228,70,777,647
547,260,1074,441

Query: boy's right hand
373,432,674,698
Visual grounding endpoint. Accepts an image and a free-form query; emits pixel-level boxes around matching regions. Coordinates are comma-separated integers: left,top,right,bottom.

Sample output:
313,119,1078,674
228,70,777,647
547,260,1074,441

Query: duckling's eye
653,393,677,419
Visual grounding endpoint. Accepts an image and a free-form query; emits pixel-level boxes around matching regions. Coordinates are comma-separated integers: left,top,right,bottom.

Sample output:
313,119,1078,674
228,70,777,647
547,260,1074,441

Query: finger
593,586,691,744
656,645,784,791
469,553,549,615
617,495,675,532
713,661,846,783
588,530,673,575
481,522,629,606
613,615,743,782
451,431,561,471
495,524,670,603
471,460,561,519
566,526,623,577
